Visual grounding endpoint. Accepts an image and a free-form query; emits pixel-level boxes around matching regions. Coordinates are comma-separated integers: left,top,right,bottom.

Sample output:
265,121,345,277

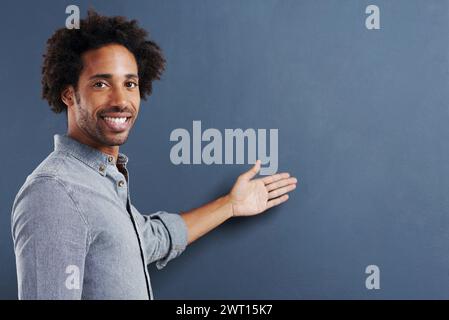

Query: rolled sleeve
152,212,188,270
132,206,188,270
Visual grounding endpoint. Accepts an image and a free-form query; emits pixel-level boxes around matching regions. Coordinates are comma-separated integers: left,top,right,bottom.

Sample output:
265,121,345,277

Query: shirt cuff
153,212,188,270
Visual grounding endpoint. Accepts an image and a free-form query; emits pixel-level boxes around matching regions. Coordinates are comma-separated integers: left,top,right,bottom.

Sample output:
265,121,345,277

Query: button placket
120,165,153,299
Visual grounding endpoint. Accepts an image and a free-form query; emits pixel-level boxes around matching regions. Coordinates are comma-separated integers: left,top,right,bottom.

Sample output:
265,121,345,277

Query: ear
61,86,76,109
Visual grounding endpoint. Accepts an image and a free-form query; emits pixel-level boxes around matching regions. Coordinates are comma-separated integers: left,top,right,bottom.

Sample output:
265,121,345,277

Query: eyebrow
88,73,139,80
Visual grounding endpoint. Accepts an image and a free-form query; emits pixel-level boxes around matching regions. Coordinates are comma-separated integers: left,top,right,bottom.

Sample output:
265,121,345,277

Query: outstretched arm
180,160,298,244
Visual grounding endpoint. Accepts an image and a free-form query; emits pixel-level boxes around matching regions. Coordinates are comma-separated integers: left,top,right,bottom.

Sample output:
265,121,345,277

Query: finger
268,184,296,199
239,160,261,181
266,177,298,192
266,194,289,209
261,172,290,185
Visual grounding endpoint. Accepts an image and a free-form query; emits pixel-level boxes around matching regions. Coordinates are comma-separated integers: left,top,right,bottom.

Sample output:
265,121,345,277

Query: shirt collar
54,134,129,176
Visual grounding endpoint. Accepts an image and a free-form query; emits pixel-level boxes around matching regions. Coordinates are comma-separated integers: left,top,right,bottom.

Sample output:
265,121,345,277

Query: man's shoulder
14,151,92,207
11,154,91,233
27,150,97,185
11,169,91,247
13,168,73,214
30,151,75,178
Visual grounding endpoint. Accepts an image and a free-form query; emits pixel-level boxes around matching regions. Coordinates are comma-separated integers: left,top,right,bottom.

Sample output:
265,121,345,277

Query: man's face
67,44,141,147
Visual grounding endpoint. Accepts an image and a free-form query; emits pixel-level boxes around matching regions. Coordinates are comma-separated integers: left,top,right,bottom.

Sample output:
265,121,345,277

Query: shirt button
108,156,114,163
99,164,106,172
118,180,125,187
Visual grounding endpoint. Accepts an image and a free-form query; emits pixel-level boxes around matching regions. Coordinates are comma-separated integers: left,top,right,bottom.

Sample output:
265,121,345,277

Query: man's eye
93,82,107,88
126,82,138,88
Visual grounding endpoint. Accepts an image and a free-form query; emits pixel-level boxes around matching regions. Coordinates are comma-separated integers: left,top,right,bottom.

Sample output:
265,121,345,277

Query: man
11,10,297,300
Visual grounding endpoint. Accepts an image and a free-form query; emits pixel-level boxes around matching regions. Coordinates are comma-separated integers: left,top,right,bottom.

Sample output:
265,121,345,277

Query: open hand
229,160,298,217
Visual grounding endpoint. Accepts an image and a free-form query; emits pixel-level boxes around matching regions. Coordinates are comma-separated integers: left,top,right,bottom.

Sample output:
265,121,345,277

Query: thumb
240,160,261,181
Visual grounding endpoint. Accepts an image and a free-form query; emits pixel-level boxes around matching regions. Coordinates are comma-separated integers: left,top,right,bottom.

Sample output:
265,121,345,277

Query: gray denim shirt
11,134,188,300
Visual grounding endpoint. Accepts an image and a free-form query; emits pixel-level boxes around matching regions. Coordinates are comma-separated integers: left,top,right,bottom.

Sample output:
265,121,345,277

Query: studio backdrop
1,0,448,299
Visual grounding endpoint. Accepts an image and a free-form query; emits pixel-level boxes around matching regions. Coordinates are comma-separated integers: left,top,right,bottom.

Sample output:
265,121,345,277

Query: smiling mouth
100,115,132,132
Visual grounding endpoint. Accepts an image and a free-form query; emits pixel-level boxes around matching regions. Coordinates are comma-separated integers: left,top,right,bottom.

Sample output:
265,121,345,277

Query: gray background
1,0,449,299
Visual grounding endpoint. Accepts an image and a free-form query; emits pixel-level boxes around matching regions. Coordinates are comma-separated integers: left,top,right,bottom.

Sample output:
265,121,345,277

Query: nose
109,86,129,108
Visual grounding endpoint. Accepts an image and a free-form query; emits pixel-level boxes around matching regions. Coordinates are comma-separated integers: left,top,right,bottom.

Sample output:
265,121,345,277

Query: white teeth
104,117,127,124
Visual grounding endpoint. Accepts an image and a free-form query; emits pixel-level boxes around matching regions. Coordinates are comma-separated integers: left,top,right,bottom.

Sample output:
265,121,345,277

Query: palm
229,160,297,217
230,179,268,216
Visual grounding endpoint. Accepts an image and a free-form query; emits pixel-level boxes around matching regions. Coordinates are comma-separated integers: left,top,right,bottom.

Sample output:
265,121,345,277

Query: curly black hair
42,9,166,113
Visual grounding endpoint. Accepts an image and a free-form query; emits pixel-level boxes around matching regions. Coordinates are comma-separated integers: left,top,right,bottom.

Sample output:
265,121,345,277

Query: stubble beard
75,96,131,147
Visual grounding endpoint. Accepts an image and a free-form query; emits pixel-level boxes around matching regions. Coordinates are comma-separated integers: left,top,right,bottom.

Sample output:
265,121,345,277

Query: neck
67,129,119,159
